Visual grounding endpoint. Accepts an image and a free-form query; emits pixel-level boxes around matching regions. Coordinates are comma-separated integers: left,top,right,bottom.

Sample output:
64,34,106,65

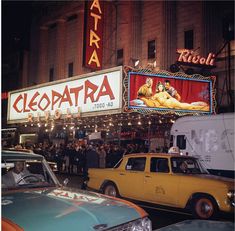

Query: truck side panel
171,113,235,178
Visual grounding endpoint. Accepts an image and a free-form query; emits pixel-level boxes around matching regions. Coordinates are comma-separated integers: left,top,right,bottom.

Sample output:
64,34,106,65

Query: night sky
2,1,32,56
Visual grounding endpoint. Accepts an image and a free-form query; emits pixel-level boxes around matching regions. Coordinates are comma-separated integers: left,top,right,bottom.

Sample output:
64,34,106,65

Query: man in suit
2,161,31,187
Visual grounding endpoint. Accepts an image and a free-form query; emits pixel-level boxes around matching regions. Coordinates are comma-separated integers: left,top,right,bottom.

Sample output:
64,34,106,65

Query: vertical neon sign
84,0,103,70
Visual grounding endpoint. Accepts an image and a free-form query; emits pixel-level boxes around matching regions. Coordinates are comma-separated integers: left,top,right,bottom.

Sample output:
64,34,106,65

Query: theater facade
3,0,234,148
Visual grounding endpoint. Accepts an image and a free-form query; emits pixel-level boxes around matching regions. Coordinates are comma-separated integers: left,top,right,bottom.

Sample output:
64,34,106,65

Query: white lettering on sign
8,69,122,122
48,189,106,204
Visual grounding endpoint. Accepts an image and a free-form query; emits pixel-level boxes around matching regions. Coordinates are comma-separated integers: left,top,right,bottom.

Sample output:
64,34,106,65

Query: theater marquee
128,71,215,114
8,67,123,124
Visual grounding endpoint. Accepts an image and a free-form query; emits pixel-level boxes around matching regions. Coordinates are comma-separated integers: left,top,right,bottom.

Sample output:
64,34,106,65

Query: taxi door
117,157,146,201
144,157,180,207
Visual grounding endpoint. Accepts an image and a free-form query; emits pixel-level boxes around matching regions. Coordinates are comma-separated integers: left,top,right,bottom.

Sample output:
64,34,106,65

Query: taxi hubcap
105,185,116,197
196,198,213,218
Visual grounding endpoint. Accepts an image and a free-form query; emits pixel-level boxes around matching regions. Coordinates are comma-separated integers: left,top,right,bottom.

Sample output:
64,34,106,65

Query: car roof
124,153,195,158
3,148,33,153
2,150,44,161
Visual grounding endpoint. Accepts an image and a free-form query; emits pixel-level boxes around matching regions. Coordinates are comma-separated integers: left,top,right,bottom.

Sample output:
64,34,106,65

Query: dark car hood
2,187,144,231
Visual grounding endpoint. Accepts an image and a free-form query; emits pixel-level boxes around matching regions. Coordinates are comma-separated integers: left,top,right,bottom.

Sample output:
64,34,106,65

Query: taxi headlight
131,217,152,231
227,190,235,199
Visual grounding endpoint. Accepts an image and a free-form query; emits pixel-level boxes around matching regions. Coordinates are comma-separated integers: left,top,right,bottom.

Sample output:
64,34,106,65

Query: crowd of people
4,142,150,175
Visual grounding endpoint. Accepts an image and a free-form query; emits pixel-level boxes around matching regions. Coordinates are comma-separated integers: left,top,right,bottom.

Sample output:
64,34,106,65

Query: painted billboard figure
151,82,209,111
137,77,153,98
164,79,181,101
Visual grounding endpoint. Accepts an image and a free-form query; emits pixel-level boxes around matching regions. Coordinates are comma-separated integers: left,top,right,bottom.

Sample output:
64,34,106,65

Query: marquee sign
128,71,215,114
7,67,122,124
176,49,216,68
84,0,103,70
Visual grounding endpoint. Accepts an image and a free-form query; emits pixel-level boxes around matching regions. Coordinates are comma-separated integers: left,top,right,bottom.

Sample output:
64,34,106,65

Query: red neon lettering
199,57,206,65
23,93,30,112
13,94,23,113
96,75,115,101
70,86,83,106
178,50,190,62
28,92,40,111
2,92,8,100
38,93,51,111
192,55,200,64
84,80,98,104
177,49,215,66
59,86,73,108
51,90,62,110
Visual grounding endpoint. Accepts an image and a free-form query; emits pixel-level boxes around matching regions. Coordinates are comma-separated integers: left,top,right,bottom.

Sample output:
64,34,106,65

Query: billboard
8,67,122,124
128,72,214,114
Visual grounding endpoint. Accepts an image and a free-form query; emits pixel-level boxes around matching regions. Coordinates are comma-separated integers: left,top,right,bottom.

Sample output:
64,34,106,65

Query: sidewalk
55,173,83,189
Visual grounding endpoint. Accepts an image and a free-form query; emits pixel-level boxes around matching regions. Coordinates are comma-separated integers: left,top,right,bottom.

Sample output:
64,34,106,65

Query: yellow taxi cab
88,152,234,219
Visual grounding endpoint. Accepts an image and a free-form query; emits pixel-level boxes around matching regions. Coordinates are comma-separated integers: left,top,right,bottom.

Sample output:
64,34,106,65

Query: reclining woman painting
138,81,209,111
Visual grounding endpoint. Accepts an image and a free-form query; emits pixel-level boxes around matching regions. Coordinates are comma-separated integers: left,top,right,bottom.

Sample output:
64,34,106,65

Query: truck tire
191,195,218,219
103,182,120,198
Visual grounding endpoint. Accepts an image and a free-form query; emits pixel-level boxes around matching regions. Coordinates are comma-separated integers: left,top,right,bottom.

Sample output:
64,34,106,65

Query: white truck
170,113,234,178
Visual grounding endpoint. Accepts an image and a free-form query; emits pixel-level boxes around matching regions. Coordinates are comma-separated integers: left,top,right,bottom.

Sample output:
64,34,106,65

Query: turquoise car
2,150,152,231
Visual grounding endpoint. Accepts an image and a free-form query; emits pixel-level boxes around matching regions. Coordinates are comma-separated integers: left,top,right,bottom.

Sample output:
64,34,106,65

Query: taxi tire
103,182,120,198
191,195,218,219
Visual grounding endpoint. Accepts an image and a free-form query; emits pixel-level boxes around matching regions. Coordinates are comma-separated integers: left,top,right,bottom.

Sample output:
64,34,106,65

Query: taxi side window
126,157,146,171
150,158,169,173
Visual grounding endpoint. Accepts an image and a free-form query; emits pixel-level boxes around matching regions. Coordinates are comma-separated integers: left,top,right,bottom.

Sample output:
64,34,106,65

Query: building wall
142,1,162,67
176,1,203,51
25,0,234,111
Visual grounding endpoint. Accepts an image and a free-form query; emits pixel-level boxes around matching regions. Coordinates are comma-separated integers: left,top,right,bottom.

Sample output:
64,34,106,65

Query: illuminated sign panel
84,0,103,70
8,67,122,123
128,72,214,114
176,49,216,68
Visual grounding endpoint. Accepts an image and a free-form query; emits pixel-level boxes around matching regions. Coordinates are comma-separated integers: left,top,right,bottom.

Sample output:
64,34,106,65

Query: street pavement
56,172,83,189
55,173,234,230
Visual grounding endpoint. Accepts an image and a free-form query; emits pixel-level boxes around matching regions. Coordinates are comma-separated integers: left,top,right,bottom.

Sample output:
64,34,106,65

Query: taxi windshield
2,159,57,190
171,157,209,174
